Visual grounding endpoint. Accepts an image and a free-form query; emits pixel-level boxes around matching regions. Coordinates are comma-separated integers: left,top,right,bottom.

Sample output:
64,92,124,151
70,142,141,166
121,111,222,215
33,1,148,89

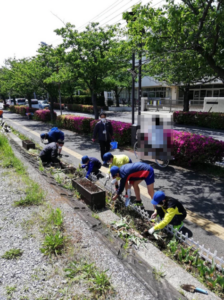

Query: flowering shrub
9,105,16,113
173,130,224,166
9,105,37,116
173,111,224,130
56,115,93,133
34,110,57,122
90,119,132,146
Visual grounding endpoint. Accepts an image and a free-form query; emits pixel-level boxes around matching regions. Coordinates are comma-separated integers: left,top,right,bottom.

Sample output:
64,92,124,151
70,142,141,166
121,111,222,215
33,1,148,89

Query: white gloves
111,178,117,185
106,174,110,179
148,227,155,235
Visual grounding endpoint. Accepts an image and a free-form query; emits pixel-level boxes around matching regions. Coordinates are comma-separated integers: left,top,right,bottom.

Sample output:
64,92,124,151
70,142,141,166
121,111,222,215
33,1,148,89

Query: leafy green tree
123,1,224,80
55,22,127,119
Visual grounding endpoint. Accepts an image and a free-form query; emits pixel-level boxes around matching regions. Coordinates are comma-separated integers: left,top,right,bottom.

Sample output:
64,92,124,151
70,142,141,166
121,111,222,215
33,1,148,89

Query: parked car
15,98,26,105
6,99,14,105
38,100,50,110
25,99,39,109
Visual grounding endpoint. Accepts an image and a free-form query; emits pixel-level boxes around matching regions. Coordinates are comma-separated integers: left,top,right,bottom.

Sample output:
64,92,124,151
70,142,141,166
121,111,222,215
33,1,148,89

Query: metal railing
144,98,203,112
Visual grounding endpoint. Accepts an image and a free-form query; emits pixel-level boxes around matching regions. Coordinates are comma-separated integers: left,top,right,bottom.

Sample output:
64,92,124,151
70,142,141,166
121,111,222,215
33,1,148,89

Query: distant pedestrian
39,139,64,166
0,110,3,119
81,155,102,179
92,112,114,166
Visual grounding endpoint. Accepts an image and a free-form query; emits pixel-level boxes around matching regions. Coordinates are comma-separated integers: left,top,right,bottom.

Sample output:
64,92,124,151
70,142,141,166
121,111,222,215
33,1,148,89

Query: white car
26,99,39,109
15,98,26,105
38,100,50,110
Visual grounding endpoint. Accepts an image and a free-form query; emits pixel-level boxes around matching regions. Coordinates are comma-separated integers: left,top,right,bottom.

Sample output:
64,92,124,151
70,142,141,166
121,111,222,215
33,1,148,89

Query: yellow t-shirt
108,155,130,176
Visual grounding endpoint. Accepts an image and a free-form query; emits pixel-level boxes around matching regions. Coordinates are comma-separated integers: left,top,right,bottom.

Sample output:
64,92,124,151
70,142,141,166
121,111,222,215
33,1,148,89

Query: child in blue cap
148,191,187,234
81,156,102,179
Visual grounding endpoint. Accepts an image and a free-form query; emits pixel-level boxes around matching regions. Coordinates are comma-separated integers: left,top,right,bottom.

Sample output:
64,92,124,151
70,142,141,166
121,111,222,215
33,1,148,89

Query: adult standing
92,112,113,165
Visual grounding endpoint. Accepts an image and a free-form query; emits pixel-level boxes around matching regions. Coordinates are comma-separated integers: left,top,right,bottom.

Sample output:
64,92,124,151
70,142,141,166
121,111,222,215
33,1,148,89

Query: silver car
38,100,50,110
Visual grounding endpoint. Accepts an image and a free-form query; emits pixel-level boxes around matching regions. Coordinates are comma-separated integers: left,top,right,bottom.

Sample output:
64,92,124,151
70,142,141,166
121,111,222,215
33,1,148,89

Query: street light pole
131,53,135,124
138,49,142,116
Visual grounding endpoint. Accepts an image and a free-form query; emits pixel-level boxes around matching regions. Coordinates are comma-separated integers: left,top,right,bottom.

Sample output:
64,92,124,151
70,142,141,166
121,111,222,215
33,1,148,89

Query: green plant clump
2,248,23,259
14,182,45,206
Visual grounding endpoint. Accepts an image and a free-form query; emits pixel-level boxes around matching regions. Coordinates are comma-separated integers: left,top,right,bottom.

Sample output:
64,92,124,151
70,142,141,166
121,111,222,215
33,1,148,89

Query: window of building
220,89,224,97
206,90,212,97
213,90,219,97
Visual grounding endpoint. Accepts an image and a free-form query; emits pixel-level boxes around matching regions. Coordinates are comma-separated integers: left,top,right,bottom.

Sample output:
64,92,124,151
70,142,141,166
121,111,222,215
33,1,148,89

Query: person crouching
148,191,187,235
81,156,102,179
39,139,64,166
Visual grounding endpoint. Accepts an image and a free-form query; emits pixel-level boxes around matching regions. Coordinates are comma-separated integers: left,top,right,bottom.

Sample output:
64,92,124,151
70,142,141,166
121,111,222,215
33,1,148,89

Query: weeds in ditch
14,182,45,206
92,213,100,220
74,189,81,199
2,248,23,259
39,160,44,172
152,266,166,281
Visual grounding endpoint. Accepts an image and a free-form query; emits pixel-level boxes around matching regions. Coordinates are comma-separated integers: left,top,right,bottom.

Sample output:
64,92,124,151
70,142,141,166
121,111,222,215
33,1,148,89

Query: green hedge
61,95,105,106
173,111,224,130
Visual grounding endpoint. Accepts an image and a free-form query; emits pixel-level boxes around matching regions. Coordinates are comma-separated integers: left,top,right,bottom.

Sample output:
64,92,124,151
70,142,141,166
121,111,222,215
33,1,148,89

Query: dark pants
86,165,101,175
40,156,60,165
99,140,111,161
157,207,186,226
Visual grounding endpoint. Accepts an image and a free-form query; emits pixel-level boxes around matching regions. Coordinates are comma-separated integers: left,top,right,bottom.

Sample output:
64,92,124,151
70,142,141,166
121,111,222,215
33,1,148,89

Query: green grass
65,260,114,298
14,182,45,206
38,207,66,256
0,134,26,175
1,248,23,259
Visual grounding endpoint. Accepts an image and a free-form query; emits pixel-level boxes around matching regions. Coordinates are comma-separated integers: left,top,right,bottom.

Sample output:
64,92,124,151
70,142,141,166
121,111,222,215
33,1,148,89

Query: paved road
2,109,224,259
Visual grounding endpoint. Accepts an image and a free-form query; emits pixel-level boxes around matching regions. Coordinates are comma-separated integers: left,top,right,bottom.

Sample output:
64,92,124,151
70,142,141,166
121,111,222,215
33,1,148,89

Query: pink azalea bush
174,111,224,130
173,130,224,166
56,115,93,133
90,119,132,146
34,110,57,122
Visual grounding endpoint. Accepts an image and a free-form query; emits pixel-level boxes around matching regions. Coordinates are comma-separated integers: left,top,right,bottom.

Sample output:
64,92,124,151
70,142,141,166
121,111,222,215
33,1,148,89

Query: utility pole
131,53,135,124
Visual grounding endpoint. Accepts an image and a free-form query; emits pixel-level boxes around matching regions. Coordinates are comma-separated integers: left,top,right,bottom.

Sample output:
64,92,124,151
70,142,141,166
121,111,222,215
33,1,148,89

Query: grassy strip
0,134,26,175
14,182,45,206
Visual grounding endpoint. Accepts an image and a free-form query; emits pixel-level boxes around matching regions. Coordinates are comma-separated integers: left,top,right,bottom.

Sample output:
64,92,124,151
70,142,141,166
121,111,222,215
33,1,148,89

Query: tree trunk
2,96,6,105
115,90,120,107
27,96,31,109
91,92,98,120
49,96,55,122
183,86,190,112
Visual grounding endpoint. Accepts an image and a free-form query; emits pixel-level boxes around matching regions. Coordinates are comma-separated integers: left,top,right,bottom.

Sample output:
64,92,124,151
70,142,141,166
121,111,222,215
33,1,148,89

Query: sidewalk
3,110,224,258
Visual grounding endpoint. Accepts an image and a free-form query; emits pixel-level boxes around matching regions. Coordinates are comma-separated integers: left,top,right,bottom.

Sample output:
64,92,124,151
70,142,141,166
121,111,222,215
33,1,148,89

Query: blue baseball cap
151,191,165,205
82,155,89,164
103,152,113,162
110,166,119,178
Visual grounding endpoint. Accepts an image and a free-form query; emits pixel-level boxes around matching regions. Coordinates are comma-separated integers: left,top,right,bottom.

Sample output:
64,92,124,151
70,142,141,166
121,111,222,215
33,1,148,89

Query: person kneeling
81,156,102,179
148,191,187,235
39,139,64,167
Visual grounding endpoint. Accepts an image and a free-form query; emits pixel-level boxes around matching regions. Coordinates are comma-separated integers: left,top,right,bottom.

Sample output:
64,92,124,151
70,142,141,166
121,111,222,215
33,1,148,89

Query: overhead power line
77,0,126,30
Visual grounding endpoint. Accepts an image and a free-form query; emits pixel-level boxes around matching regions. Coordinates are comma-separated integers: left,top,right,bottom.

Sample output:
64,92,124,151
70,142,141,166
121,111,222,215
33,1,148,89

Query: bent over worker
39,139,64,166
40,127,64,154
103,152,132,196
81,156,102,179
148,191,187,234
110,162,154,206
